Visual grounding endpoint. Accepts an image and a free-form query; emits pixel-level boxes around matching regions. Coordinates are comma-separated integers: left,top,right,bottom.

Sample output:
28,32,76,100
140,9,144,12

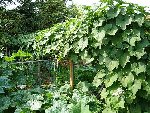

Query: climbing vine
34,0,150,112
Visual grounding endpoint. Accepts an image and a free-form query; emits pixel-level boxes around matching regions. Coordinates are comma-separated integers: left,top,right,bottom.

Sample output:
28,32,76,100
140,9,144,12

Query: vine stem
69,59,74,89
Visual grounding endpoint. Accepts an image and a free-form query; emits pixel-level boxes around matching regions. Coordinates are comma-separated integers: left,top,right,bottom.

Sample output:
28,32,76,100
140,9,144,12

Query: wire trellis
6,59,59,87
2,48,74,88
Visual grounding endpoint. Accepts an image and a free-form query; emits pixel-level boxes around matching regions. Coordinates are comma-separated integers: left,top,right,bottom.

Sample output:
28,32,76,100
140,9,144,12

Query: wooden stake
69,59,74,89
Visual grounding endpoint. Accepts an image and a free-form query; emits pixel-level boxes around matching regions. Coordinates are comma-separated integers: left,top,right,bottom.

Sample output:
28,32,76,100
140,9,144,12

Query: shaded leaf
105,73,118,88
119,51,130,68
107,8,120,19
134,14,145,26
116,15,133,30
105,24,118,35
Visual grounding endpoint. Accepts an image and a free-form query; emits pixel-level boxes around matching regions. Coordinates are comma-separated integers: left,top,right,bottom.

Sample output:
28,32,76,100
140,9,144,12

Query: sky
2,0,150,10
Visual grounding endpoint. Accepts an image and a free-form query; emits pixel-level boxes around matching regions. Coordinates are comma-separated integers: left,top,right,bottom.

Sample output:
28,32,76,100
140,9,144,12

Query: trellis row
8,59,74,88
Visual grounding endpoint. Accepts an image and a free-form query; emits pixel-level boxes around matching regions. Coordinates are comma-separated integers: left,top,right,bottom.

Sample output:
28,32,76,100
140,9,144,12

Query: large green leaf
135,48,146,59
72,102,81,113
81,104,91,113
102,107,116,113
101,88,108,99
92,28,106,43
93,17,105,27
72,101,91,113
132,62,146,75
104,24,118,35
105,57,119,71
116,15,133,30
137,38,150,49
93,70,106,87
119,51,130,68
80,50,94,64
104,73,118,88
123,29,141,46
129,79,141,95
78,37,88,51
107,7,121,19
134,14,144,26
96,70,106,79
121,72,134,87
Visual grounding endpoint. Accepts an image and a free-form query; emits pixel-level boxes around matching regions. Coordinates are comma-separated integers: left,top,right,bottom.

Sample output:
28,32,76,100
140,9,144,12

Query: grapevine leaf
72,102,81,113
101,88,108,99
93,78,103,87
135,49,146,59
93,71,106,87
143,80,150,94
98,17,106,26
78,82,89,92
102,108,116,113
105,24,118,35
105,57,119,71
81,104,91,113
78,37,88,51
117,99,125,108
96,70,106,79
116,15,133,30
72,101,91,113
134,14,145,26
132,62,146,75
120,7,127,15
94,17,105,27
119,51,130,68
93,28,106,42
137,38,150,49
80,51,94,64
107,7,121,19
129,79,141,95
123,29,141,46
121,72,134,87
128,36,141,46
104,73,118,88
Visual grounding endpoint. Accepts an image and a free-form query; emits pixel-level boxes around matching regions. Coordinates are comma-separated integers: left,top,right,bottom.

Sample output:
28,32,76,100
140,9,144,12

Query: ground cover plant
0,0,150,113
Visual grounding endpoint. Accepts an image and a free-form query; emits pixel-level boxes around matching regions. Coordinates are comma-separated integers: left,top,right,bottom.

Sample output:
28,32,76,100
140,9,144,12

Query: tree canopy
0,0,76,52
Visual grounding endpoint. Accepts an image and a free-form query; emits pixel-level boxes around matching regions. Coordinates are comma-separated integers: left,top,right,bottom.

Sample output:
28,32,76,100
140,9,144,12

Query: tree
0,0,74,51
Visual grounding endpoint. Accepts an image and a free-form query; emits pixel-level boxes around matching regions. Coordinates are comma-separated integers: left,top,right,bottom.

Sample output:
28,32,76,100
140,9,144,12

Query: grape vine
33,0,150,112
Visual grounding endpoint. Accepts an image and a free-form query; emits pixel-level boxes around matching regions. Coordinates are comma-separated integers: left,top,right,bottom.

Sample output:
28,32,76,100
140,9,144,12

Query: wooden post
69,59,74,89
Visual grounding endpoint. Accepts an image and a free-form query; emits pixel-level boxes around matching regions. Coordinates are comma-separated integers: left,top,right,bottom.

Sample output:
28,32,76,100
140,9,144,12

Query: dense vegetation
0,0,76,53
0,0,150,113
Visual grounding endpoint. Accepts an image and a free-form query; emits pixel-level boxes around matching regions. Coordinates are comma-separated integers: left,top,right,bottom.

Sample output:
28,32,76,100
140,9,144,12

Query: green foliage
0,0,75,57
0,82,100,113
4,50,32,62
1,0,150,113
32,0,150,112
